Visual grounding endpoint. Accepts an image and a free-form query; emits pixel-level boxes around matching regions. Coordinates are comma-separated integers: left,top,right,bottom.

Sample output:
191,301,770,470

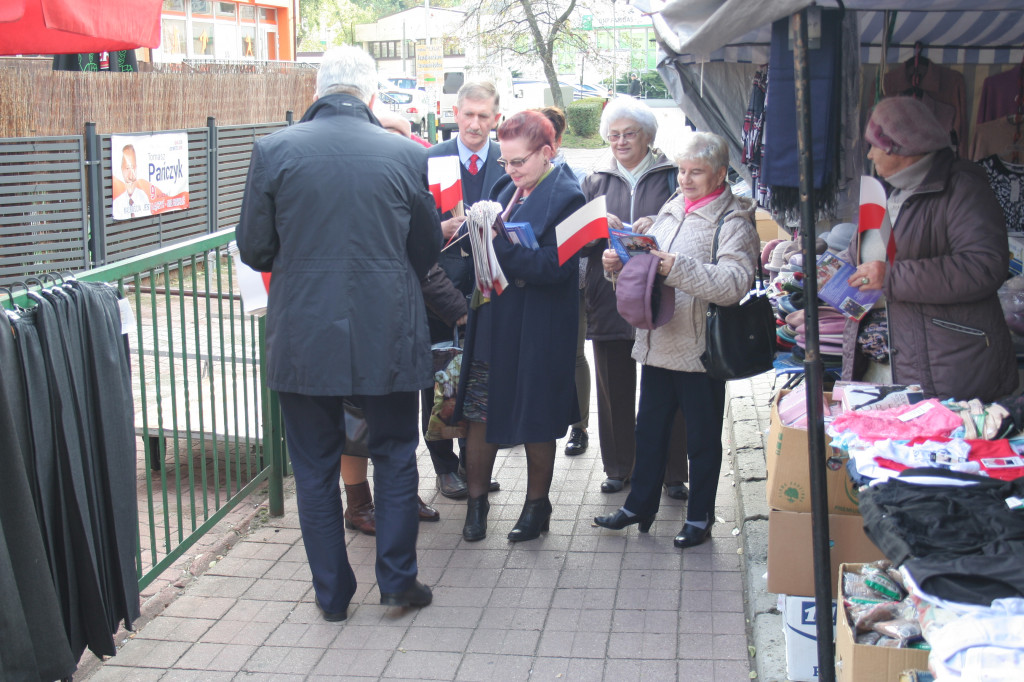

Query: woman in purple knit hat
842,96,1017,402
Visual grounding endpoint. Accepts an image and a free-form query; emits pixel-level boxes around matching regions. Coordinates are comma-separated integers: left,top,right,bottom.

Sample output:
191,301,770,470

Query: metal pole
207,117,218,234
792,9,835,682
84,122,107,267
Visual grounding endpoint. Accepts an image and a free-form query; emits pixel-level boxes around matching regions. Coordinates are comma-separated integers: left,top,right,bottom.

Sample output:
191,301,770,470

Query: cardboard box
766,510,884,597
756,208,781,242
782,594,838,682
835,564,930,682
766,390,861,515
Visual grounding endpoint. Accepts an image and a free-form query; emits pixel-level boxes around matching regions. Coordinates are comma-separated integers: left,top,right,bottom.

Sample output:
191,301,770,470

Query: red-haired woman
455,110,586,543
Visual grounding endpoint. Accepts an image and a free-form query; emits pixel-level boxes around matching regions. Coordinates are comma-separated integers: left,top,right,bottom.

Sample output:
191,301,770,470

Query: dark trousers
279,391,420,613
624,366,725,523
420,387,463,474
593,341,688,482
572,292,590,430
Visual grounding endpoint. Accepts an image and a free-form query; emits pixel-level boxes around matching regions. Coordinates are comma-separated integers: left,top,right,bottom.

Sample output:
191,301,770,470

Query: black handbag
699,214,776,381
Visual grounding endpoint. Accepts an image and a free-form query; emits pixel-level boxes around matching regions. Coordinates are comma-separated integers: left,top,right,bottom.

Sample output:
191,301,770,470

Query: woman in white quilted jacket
594,132,759,548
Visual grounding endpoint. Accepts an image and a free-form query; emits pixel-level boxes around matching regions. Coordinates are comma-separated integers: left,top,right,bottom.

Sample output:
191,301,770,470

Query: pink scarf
684,185,725,214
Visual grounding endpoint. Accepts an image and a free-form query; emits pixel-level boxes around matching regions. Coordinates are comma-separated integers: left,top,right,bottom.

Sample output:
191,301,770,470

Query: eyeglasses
496,150,537,169
608,130,640,142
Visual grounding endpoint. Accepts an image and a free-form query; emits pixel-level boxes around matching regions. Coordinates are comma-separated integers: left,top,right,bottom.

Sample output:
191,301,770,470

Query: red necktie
469,154,479,175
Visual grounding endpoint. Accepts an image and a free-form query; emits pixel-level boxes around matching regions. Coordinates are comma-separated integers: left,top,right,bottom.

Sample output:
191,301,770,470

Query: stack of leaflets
501,221,539,250
815,251,882,320
466,201,508,297
608,225,659,263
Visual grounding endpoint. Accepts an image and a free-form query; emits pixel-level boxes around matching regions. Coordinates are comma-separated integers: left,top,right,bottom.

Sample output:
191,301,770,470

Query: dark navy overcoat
457,163,586,443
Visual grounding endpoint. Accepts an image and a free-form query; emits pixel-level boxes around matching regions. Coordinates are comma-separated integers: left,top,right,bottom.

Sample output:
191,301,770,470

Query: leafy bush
566,97,604,137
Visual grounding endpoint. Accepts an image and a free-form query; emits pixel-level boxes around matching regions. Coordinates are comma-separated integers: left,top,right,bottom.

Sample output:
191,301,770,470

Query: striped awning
638,0,1024,65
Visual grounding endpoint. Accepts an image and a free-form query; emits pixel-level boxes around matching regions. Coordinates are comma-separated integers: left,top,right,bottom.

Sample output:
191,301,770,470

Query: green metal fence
71,227,286,590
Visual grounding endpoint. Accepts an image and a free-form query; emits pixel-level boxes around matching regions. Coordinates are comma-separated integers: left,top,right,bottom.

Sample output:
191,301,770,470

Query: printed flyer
111,132,190,221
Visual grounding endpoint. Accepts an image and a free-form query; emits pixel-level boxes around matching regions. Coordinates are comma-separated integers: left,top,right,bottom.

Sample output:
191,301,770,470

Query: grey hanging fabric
0,313,78,682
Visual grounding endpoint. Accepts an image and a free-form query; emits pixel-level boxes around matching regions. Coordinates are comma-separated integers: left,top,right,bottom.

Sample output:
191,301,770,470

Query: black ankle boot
507,497,552,542
462,495,489,542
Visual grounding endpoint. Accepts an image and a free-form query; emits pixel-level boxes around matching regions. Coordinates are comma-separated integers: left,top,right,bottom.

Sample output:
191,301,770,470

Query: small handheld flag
555,195,609,265
428,156,463,214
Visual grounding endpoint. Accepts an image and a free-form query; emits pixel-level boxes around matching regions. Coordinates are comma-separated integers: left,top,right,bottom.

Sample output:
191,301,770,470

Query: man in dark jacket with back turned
237,46,440,621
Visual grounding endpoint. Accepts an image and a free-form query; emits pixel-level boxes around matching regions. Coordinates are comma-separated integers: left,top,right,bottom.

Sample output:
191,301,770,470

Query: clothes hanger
902,41,929,98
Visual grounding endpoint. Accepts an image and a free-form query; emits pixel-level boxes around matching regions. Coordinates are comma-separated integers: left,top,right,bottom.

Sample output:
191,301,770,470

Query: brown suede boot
344,481,375,536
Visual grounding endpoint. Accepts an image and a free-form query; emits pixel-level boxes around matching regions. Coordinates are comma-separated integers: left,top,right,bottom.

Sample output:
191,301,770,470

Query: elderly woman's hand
607,213,624,231
848,260,886,291
632,216,654,234
602,248,623,274
650,249,676,276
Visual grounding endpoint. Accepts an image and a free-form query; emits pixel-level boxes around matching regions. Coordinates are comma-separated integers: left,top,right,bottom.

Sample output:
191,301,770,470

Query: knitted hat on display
865,96,951,156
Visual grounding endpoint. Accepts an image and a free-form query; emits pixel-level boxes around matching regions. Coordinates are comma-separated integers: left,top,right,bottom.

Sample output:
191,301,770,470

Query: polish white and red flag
233,253,271,316
427,156,463,214
858,175,895,264
556,195,608,265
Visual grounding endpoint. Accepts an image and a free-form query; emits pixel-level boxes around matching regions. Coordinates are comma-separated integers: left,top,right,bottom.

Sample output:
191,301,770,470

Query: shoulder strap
710,211,764,282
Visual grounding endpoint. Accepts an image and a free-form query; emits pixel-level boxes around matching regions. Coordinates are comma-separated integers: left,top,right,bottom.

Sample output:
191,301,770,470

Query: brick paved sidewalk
83,396,757,681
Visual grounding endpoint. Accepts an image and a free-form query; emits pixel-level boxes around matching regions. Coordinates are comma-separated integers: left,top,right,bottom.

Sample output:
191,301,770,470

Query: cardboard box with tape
766,390,861,515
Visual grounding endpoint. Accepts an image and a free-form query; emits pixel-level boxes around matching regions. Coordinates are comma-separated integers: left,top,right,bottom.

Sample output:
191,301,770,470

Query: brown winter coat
580,150,677,341
841,148,1017,402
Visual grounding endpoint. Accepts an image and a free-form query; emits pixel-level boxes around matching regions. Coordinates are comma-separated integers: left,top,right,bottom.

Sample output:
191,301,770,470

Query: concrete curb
726,375,788,682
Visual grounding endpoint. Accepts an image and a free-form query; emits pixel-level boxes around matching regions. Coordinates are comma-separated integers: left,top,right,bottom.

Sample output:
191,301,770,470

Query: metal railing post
427,113,437,144
260,316,285,516
286,110,294,126
207,117,218,234
84,122,107,266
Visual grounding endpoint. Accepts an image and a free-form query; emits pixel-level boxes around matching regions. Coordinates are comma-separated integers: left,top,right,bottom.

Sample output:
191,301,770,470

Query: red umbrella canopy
0,0,163,56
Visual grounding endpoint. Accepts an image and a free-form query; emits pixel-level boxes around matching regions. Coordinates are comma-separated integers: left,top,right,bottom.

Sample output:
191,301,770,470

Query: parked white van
436,66,514,140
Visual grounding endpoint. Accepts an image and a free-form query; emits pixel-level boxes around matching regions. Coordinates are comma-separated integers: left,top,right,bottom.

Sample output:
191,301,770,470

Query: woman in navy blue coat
457,110,586,543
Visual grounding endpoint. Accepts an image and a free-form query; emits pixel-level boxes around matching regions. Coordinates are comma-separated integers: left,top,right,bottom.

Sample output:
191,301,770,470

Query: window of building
193,21,215,56
215,2,236,19
162,18,187,55
259,8,276,23
190,1,213,17
239,4,255,21
163,0,185,11
442,36,462,57
241,26,256,58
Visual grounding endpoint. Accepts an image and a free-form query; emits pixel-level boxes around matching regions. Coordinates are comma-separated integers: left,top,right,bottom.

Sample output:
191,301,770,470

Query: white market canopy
636,0,1024,64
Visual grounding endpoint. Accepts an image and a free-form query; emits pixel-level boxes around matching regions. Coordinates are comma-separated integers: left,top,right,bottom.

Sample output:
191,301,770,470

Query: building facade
153,0,295,63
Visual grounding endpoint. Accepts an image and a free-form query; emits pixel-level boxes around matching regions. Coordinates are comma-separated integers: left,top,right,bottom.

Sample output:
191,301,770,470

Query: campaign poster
110,132,190,221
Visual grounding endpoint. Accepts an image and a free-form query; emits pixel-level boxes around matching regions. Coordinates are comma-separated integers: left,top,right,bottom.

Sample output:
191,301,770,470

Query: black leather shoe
674,522,713,549
418,496,440,522
507,497,552,542
664,482,690,500
437,471,468,499
315,596,348,622
594,508,654,533
600,477,628,493
489,477,501,492
462,495,489,542
380,580,433,607
564,427,588,456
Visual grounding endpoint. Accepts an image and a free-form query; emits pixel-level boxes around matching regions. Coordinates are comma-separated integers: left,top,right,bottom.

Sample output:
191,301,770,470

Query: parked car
377,81,431,134
387,77,418,90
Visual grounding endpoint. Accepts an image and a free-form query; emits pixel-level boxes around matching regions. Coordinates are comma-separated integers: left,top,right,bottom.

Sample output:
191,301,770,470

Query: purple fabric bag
615,252,675,330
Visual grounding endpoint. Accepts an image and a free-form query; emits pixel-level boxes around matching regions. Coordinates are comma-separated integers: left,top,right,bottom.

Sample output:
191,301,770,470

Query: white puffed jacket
631,186,759,373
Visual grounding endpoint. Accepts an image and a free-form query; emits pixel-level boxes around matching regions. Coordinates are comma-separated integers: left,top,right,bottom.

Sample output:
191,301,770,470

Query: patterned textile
978,154,1024,231
857,307,890,363
742,67,769,206
461,360,490,423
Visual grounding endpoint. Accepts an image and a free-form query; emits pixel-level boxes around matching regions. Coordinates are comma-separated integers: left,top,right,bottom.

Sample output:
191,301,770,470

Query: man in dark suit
237,46,440,620
423,81,504,499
